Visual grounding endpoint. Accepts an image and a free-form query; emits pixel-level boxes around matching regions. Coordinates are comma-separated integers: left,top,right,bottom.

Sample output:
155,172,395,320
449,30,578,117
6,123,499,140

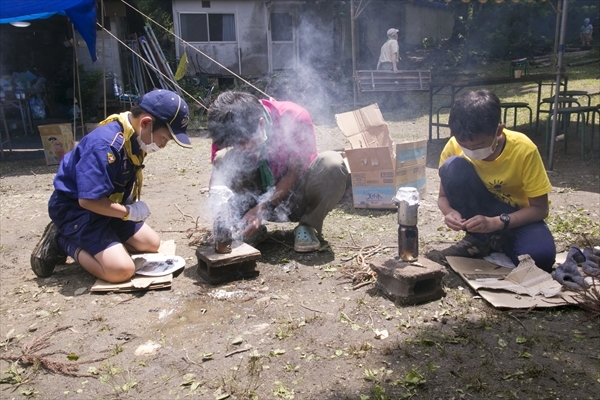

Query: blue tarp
0,0,97,62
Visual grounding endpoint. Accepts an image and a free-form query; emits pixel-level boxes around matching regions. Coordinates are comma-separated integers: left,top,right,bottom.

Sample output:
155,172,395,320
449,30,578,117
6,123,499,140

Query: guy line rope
118,0,272,100
97,23,209,111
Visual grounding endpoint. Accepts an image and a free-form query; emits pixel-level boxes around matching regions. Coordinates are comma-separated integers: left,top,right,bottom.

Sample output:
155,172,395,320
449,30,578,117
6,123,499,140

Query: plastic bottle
398,225,418,262
209,186,234,254
213,218,233,254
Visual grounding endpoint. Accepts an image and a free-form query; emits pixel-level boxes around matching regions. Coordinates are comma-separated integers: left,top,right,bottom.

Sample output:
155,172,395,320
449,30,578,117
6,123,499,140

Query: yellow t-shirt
439,129,551,209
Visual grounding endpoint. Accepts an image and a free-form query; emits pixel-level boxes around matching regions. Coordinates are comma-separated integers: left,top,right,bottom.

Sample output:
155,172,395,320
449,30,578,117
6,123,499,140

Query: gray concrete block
370,257,447,305
196,242,261,285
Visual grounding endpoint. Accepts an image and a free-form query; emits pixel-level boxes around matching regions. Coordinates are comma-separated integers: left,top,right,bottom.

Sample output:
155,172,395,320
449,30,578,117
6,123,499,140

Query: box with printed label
38,124,75,165
395,139,427,198
336,104,426,209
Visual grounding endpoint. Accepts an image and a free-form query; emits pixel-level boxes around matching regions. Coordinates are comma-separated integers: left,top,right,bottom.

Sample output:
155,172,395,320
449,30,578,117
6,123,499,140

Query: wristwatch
499,213,510,231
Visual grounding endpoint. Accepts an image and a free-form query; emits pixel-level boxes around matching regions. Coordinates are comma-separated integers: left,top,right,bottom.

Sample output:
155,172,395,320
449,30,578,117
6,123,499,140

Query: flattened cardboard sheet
446,256,579,309
91,240,178,293
90,274,172,292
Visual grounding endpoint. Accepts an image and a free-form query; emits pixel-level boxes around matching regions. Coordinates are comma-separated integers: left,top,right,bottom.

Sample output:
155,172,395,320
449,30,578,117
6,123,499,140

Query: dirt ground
1,99,599,400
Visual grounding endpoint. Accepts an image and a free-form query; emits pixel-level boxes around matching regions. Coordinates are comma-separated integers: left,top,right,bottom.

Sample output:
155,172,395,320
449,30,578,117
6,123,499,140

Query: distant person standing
580,18,593,47
377,28,400,73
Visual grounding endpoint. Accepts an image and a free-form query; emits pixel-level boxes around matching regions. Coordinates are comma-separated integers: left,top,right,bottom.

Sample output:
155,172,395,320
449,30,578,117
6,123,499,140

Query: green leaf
67,353,79,361
498,338,507,347
516,335,527,344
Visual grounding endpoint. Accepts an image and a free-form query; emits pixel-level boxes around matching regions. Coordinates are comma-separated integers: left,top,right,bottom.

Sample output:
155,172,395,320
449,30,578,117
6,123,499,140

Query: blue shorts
49,191,143,257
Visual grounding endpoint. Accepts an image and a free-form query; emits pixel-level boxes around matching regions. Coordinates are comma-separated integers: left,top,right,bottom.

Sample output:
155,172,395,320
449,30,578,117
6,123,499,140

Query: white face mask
136,124,161,154
460,135,498,160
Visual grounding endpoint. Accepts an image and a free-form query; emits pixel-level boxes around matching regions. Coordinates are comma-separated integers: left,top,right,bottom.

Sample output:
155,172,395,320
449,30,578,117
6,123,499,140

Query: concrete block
196,241,261,285
370,257,447,305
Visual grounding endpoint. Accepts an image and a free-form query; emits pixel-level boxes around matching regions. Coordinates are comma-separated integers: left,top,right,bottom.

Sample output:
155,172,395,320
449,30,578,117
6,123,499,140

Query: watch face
500,214,510,222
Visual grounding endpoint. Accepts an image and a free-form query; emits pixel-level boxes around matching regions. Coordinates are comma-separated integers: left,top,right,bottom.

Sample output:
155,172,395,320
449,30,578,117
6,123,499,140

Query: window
180,13,235,42
201,1,211,7
271,13,292,42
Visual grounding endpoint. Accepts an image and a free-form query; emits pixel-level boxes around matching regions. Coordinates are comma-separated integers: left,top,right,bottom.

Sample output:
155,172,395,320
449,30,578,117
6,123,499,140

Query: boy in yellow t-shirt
426,90,556,272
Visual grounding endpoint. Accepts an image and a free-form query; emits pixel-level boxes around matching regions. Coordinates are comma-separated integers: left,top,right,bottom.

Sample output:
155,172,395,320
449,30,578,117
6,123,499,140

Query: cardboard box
38,124,75,165
335,104,427,209
395,139,427,198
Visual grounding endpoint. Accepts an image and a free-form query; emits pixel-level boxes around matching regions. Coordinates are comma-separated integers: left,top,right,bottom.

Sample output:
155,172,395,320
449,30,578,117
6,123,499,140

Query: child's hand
444,210,465,231
126,201,151,222
463,215,501,233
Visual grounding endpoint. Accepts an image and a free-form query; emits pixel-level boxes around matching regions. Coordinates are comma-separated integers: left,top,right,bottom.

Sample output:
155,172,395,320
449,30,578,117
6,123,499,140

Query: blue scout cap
139,89,192,148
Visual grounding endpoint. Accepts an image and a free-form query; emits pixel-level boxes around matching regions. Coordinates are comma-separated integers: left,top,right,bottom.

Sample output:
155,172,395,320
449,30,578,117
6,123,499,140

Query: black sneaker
425,234,490,266
30,222,67,278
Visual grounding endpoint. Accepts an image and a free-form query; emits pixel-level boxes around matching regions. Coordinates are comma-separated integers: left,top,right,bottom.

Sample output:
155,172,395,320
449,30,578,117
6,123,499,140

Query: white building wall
76,15,123,100
172,0,268,76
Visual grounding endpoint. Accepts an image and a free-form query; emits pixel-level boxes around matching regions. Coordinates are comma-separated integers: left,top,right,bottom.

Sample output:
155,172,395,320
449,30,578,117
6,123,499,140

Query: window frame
179,12,237,44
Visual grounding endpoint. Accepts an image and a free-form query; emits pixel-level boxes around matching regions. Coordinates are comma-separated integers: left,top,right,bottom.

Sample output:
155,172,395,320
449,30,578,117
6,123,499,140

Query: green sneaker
30,222,67,278
294,225,321,253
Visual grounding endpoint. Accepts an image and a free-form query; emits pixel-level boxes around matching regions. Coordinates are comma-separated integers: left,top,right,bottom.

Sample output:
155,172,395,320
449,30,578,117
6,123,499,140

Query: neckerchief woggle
98,112,146,202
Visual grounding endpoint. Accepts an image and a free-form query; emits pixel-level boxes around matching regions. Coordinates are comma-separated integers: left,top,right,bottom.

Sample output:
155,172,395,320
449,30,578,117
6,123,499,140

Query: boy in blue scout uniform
31,89,192,283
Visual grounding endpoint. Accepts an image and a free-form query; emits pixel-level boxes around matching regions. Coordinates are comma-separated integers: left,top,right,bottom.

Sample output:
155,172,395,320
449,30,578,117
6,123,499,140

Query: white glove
125,201,151,222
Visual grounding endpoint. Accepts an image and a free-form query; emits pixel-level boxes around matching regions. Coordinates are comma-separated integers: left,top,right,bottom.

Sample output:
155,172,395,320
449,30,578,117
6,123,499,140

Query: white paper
133,254,186,277
483,252,516,268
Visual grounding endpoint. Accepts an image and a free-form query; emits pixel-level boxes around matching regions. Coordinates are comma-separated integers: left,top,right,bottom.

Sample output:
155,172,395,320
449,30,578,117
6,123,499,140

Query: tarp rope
119,0,272,100
98,23,208,111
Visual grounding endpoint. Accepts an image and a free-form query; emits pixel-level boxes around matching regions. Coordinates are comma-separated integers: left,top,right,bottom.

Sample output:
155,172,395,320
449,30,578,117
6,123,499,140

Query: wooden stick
507,313,527,331
174,203,196,224
300,303,324,313
349,232,358,247
352,280,374,290
265,236,294,250
225,346,252,358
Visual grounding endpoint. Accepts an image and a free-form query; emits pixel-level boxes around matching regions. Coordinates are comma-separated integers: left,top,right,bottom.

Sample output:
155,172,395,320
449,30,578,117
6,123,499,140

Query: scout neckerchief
98,112,146,202
257,105,274,191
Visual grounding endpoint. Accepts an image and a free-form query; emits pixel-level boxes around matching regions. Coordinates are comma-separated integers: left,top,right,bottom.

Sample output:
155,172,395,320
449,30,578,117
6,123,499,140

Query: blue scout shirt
52,120,142,205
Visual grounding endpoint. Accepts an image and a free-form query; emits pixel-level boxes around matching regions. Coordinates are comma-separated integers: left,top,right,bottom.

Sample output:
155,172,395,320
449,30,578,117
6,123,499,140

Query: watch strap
500,213,510,231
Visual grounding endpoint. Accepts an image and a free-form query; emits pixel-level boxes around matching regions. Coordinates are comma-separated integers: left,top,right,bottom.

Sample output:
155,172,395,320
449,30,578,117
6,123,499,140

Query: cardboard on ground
446,256,579,308
335,104,426,209
91,240,177,293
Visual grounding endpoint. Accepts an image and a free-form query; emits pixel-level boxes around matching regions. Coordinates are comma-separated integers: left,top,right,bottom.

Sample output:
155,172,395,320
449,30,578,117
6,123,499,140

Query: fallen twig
225,346,252,358
265,236,294,250
174,203,197,225
300,303,324,313
349,232,358,247
352,280,374,290
183,349,199,365
0,326,110,378
507,313,527,331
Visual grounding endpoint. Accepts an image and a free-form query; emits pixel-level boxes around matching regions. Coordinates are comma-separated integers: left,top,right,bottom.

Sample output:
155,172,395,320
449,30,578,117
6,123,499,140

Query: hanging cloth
175,49,189,81
98,112,146,202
